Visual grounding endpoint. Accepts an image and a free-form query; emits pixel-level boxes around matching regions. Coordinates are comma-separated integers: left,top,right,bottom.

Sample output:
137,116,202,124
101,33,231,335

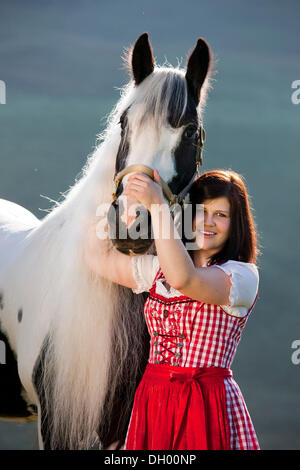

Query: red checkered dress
125,260,259,450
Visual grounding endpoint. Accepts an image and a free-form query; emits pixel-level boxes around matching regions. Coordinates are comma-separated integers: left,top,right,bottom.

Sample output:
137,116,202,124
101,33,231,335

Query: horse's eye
183,126,197,140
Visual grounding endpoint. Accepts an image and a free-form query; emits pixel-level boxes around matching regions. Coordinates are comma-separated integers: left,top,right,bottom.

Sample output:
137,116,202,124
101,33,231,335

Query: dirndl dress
125,257,260,450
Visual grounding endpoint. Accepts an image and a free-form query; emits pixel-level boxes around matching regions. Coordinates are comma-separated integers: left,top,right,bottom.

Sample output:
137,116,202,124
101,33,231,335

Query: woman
84,169,260,450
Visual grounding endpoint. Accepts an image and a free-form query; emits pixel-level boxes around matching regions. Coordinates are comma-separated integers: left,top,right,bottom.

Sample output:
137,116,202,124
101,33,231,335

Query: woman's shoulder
212,259,259,313
216,259,259,277
212,259,259,292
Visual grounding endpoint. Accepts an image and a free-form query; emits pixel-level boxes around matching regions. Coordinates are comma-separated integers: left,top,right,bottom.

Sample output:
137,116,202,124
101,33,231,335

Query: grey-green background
0,0,299,450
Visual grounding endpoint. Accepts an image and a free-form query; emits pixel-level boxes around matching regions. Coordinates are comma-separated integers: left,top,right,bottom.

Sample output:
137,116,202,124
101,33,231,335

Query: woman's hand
123,169,165,211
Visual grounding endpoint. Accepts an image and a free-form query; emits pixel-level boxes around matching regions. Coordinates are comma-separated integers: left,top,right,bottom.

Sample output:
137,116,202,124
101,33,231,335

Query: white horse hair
0,33,212,449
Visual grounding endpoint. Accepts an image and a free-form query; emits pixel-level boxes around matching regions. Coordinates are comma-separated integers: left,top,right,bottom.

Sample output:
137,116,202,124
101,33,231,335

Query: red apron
125,363,232,450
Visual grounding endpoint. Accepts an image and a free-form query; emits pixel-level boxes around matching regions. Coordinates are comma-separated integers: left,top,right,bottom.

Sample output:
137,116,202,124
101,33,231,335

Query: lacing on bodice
152,314,186,366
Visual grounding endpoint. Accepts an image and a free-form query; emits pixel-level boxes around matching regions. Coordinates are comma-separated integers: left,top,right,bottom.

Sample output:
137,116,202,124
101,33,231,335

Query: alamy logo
0,80,6,104
0,340,6,365
95,202,205,251
291,340,300,365
291,80,300,105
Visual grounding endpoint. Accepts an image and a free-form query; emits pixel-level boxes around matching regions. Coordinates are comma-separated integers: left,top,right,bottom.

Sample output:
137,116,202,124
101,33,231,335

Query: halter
112,126,206,208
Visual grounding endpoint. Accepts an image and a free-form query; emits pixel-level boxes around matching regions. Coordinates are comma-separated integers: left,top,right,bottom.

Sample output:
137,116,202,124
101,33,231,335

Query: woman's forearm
83,220,138,290
150,202,195,290
122,169,198,290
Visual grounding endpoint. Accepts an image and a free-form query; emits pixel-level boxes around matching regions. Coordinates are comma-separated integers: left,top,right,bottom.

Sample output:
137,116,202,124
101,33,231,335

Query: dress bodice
144,267,258,368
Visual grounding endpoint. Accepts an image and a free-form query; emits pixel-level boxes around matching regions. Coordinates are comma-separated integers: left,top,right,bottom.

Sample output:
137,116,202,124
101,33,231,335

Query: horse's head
107,33,212,255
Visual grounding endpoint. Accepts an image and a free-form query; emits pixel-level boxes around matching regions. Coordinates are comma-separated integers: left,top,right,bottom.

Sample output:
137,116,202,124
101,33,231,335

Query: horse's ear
130,32,155,85
185,38,211,104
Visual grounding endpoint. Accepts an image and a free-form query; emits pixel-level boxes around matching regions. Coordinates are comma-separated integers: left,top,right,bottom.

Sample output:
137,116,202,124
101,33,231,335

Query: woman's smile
201,230,217,238
193,196,231,262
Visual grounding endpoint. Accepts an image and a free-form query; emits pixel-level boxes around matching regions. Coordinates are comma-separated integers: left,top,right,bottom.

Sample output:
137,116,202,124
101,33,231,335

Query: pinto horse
0,33,212,449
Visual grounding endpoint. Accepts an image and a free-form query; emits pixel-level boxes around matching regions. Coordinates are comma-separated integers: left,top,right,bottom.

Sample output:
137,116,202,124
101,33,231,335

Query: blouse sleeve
131,254,160,294
213,260,259,318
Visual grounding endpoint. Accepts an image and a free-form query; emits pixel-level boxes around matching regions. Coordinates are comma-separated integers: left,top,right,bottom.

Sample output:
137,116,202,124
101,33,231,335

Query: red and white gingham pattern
224,378,259,449
143,267,259,450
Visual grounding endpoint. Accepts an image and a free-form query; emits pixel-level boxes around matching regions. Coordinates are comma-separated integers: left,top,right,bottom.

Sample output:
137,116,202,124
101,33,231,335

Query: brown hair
182,169,259,265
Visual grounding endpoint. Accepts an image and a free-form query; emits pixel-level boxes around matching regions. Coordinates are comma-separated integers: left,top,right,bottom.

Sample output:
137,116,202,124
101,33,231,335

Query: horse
0,33,212,449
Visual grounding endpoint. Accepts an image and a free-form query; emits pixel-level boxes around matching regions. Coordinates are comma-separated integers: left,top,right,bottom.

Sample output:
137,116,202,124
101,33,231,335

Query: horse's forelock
128,67,189,132
103,67,189,141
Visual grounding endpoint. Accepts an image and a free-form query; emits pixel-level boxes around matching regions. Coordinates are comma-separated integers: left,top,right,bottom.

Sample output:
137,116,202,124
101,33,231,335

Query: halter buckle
112,181,119,199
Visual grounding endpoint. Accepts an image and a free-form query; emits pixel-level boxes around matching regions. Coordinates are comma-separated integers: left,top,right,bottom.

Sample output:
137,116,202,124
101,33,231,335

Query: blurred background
0,0,299,450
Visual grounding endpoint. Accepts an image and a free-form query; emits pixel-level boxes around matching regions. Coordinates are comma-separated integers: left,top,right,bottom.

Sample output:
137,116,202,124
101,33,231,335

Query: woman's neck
192,249,217,268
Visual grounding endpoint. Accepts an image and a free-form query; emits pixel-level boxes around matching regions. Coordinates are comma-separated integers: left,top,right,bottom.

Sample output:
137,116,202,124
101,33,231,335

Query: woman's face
193,196,231,255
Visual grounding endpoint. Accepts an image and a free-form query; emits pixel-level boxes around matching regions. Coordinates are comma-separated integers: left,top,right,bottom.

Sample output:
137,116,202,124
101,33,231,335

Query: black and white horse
0,33,212,449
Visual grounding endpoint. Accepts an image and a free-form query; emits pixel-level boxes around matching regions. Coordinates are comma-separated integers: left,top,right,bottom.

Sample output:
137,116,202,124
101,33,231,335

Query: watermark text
291,340,300,365
291,80,300,104
95,201,204,251
0,80,6,104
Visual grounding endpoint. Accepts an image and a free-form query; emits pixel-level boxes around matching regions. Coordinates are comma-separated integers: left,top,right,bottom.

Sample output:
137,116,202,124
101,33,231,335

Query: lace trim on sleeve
226,271,236,307
131,256,150,294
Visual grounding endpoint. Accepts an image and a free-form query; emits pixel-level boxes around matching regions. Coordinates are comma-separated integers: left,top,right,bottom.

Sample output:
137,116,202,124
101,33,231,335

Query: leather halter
112,126,206,207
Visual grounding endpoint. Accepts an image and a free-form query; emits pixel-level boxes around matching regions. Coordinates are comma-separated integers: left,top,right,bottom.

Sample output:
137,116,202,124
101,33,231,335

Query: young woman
84,169,260,450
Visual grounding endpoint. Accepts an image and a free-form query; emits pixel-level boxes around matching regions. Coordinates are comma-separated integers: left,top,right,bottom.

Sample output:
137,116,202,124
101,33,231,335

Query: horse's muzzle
107,197,153,255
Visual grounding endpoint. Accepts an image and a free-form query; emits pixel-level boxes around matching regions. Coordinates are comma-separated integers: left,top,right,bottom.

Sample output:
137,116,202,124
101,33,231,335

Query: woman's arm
83,221,138,290
124,170,232,305
149,202,231,305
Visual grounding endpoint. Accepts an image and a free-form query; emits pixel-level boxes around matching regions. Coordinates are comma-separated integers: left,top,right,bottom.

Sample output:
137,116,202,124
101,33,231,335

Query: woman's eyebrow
204,207,230,214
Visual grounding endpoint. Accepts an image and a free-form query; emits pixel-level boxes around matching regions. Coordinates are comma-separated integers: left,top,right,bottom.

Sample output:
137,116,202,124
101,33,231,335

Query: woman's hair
182,169,259,265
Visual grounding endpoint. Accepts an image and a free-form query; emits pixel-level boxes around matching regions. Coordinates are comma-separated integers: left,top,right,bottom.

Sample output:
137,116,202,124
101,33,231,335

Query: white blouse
131,255,259,318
